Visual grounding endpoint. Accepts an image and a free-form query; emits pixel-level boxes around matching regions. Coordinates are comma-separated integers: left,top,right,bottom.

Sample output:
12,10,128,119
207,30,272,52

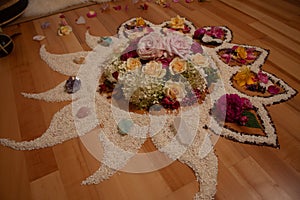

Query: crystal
64,76,81,93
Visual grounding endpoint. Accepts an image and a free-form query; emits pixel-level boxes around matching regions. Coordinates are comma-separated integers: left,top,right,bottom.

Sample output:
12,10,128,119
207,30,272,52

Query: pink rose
137,32,164,60
164,32,192,58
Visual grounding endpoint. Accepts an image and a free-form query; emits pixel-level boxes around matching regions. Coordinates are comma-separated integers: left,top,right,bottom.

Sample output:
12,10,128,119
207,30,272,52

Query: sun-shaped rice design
0,17,297,200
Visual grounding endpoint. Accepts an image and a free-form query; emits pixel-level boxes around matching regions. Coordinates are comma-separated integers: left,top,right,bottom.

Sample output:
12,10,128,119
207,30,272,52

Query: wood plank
243,145,300,199
216,158,262,200
0,1,299,200
219,0,300,43
30,171,68,200
249,21,300,55
231,156,293,199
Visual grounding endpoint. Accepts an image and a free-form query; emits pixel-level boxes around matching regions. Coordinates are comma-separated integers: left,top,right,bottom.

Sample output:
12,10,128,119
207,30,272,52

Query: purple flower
267,85,280,95
191,42,203,54
213,95,227,121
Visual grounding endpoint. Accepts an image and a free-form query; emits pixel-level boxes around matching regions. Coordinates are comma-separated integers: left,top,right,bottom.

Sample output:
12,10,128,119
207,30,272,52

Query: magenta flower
158,57,174,68
239,116,248,126
206,26,225,39
267,85,280,94
193,28,206,39
214,94,253,125
221,53,231,64
241,97,253,109
160,96,180,110
120,50,138,61
257,70,268,84
224,94,244,122
232,45,238,50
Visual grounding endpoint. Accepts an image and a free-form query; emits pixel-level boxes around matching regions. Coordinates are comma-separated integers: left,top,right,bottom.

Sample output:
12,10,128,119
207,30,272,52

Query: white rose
190,53,209,68
142,61,166,78
165,81,187,101
169,57,187,75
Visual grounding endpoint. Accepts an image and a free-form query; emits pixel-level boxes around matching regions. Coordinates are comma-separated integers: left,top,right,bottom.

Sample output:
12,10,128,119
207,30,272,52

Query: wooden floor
1,0,300,199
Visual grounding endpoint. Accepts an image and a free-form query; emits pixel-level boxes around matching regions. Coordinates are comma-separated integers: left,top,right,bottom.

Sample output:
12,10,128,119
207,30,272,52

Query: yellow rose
58,25,72,36
170,15,185,29
136,17,146,27
126,57,142,71
235,46,247,60
142,61,166,78
234,65,256,87
169,57,187,75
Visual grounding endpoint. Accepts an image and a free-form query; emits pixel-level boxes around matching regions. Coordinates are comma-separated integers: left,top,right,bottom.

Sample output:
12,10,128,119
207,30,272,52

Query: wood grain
0,0,299,199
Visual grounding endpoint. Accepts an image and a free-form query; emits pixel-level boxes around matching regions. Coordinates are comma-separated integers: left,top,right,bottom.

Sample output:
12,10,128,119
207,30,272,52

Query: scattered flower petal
41,22,50,29
140,3,148,10
113,5,122,10
57,25,73,36
33,35,46,41
73,57,86,64
100,3,110,12
59,18,68,26
164,2,171,7
76,107,90,119
76,16,86,25
87,10,97,18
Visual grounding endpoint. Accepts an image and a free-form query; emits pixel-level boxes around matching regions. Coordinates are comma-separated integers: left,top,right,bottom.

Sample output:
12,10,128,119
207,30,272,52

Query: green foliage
242,111,261,129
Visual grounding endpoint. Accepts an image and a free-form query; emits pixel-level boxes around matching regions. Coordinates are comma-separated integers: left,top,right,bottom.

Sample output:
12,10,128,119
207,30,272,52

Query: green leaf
242,111,262,129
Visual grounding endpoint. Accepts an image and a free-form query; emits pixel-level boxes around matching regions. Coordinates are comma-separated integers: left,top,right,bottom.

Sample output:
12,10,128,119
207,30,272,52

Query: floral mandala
0,16,297,199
